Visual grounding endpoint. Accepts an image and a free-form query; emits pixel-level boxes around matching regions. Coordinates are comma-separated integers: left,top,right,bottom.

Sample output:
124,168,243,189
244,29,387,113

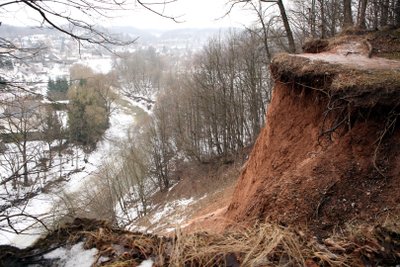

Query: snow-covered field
0,99,140,248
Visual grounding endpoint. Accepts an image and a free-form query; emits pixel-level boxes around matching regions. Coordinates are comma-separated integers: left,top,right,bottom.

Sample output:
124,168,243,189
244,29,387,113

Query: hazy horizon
2,0,257,30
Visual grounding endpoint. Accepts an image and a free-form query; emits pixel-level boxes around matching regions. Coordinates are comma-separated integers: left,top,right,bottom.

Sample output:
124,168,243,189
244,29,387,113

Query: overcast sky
3,0,258,30
111,0,256,29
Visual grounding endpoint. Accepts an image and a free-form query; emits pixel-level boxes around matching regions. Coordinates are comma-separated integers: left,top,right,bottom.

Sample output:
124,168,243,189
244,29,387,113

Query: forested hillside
0,0,399,266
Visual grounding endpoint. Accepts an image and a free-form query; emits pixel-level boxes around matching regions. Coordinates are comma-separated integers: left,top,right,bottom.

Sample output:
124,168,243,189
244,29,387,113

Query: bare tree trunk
330,0,339,36
396,0,400,27
357,0,368,28
380,0,390,26
343,0,354,28
256,1,272,59
310,0,317,37
276,0,296,53
23,144,28,186
373,0,379,29
318,0,327,38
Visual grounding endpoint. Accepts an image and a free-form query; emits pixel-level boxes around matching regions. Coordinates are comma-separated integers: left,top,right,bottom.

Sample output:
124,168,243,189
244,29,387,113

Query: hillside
226,32,400,235
1,31,400,267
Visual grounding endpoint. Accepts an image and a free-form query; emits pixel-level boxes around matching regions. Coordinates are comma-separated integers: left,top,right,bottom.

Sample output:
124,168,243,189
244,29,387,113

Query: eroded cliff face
226,35,400,235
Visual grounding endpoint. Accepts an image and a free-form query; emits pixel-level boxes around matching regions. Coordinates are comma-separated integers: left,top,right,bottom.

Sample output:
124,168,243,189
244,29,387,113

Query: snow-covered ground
42,242,154,267
125,196,197,234
0,47,157,250
0,97,142,248
120,87,157,114
44,242,98,267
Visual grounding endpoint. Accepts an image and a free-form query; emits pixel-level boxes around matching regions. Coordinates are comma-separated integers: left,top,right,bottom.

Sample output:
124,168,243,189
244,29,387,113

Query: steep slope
226,34,400,235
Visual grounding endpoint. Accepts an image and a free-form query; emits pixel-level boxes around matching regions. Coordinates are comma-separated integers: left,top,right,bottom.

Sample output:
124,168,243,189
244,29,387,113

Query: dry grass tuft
169,224,307,266
83,220,399,266
10,217,398,266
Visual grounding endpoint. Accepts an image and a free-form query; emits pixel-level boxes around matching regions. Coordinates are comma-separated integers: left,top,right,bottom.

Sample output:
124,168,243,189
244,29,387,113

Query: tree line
114,31,271,198
231,0,400,54
289,0,400,40
101,0,400,222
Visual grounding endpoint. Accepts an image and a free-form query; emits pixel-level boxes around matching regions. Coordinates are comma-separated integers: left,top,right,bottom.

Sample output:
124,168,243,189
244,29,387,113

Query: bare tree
0,1,178,50
147,32,270,166
0,96,45,187
114,48,165,98
229,0,296,52
357,0,369,28
343,0,354,27
145,106,175,192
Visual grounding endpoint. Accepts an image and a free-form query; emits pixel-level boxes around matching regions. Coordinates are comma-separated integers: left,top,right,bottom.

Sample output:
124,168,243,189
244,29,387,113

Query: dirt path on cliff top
298,41,400,70
299,52,400,69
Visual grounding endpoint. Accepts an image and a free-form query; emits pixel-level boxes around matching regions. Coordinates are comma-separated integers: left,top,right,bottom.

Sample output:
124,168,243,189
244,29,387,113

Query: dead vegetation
1,217,399,266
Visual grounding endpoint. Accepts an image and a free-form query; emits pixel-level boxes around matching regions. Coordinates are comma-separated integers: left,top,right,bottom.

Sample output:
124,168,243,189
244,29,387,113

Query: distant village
0,26,224,157
0,26,222,96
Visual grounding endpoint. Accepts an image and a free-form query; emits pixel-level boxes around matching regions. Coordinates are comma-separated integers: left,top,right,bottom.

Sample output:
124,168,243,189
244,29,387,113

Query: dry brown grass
11,218,397,267
168,224,307,267
61,219,397,267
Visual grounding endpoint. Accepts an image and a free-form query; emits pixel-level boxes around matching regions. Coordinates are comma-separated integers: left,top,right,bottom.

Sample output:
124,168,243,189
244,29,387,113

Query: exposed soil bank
226,34,400,236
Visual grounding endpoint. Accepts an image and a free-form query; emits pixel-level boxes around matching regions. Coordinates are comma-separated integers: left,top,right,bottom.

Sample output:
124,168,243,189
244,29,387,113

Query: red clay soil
226,43,400,236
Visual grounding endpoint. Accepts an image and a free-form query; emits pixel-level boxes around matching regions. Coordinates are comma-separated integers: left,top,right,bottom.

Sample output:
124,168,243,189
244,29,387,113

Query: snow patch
149,197,194,225
138,259,154,267
150,205,174,225
44,242,98,267
176,197,194,206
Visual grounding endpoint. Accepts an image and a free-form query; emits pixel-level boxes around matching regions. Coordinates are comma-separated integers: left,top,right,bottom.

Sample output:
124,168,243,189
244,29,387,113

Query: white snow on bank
44,242,98,267
121,92,154,115
138,259,154,267
176,198,194,207
150,205,174,225
133,197,195,229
